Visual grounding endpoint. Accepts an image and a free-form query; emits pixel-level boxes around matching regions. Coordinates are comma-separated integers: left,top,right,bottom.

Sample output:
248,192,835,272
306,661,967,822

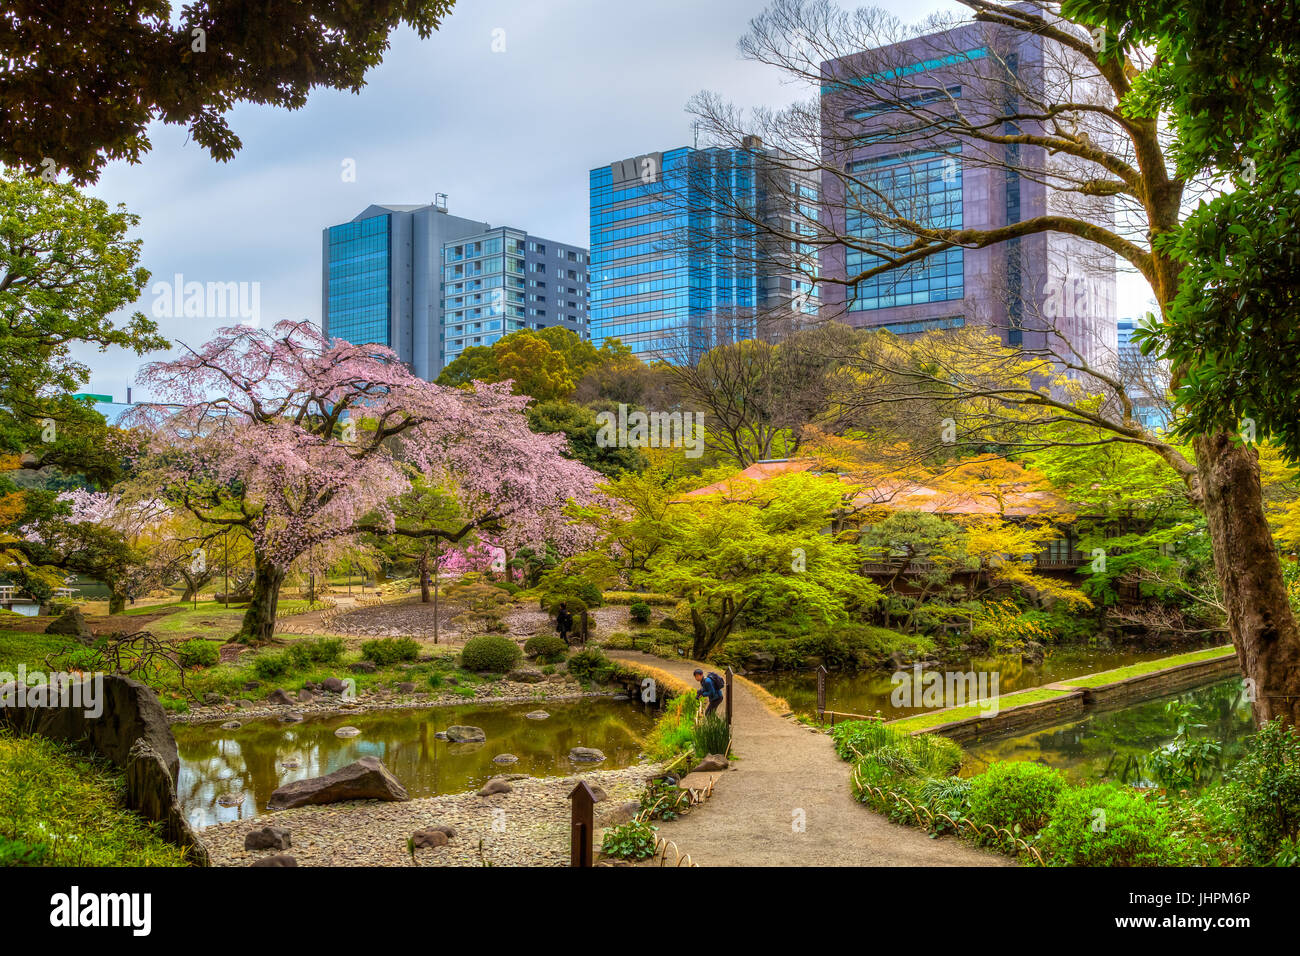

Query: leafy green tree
526,399,644,477
438,327,637,403
0,172,166,589
643,472,872,659
0,0,458,183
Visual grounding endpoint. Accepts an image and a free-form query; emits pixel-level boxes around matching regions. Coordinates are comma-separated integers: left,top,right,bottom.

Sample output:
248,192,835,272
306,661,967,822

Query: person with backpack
693,667,725,716
555,602,574,646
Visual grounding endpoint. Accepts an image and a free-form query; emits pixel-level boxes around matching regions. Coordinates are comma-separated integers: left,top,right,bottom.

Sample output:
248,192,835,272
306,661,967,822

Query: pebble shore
200,765,660,867
168,679,619,725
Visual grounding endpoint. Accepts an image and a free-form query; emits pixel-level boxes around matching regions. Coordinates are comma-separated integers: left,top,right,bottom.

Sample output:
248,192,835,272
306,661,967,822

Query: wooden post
580,608,589,646
816,664,828,723
724,666,734,728
569,780,597,867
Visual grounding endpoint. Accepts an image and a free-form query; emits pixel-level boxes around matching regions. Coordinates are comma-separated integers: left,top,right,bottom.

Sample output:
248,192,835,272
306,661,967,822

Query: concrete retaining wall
891,649,1241,745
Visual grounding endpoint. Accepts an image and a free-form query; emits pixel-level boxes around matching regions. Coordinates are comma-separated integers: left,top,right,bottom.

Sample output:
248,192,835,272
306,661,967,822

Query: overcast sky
72,0,1150,401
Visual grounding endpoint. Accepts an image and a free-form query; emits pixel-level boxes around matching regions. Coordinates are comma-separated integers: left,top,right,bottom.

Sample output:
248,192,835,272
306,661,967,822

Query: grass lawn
0,731,188,866
1060,645,1236,689
0,629,81,672
888,687,1073,733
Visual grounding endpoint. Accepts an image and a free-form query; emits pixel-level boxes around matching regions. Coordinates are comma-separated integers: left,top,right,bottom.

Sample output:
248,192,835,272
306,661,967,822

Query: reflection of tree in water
174,700,656,825
967,679,1253,785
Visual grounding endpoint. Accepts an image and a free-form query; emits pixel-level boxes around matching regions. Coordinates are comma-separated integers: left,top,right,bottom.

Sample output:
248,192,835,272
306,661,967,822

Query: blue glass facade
326,215,391,347
591,146,800,361
846,148,964,313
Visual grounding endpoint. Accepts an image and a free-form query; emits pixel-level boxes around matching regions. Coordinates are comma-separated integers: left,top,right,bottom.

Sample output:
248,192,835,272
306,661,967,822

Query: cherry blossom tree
130,321,598,643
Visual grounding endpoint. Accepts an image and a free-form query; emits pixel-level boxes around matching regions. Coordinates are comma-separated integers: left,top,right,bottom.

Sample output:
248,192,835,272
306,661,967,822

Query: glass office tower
322,201,588,380
589,141,818,363
325,215,392,348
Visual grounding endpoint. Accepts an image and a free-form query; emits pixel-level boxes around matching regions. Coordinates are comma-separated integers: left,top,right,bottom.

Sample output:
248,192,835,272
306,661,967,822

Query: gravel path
200,765,657,867
610,651,1012,868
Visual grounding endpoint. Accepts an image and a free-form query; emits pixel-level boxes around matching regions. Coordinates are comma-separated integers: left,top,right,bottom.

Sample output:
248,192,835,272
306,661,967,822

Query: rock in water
492,753,518,765
334,726,361,738
244,826,291,850
568,747,606,763
525,711,549,720
445,725,486,743
267,756,409,810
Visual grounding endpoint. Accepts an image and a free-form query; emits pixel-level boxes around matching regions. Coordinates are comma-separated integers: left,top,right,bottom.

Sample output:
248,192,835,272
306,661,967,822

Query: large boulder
1,674,181,783
445,725,486,743
506,667,544,684
267,756,409,810
249,854,296,867
568,747,606,763
43,607,93,645
266,688,295,705
125,738,211,865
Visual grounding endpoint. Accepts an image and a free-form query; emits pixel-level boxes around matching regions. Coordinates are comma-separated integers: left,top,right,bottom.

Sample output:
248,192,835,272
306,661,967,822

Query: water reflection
174,698,657,829
963,677,1254,785
754,643,1223,721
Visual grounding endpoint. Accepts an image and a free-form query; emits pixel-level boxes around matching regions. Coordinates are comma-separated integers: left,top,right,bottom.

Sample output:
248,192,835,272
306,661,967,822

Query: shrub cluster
460,634,522,673
566,647,615,684
523,633,568,663
176,638,220,669
712,623,935,671
360,636,420,666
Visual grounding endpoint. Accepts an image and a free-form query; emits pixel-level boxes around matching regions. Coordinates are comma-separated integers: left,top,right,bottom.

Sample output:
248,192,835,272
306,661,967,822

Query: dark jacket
555,610,573,632
697,675,723,701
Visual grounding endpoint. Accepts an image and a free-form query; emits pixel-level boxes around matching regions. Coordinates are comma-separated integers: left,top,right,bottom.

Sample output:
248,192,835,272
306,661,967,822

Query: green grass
0,730,188,866
0,629,81,672
1060,645,1236,689
888,687,1073,733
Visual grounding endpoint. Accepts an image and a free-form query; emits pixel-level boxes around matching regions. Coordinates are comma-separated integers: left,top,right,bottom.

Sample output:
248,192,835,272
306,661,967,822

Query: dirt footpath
610,651,1012,867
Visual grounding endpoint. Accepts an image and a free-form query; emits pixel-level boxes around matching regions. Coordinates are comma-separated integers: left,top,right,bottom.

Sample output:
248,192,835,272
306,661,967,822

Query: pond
962,677,1255,785
753,642,1223,722
173,697,658,829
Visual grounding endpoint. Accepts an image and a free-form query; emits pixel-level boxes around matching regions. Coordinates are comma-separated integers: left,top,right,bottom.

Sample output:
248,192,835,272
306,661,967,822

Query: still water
963,677,1255,785
173,697,657,829
754,643,1220,722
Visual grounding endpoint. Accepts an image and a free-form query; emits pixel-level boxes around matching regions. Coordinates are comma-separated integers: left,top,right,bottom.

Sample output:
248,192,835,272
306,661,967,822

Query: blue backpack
706,672,726,699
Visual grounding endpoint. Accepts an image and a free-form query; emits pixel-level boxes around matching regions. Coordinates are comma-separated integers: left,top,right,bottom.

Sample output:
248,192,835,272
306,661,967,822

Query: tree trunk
433,571,440,644
1194,432,1300,725
108,589,126,616
237,556,286,645
419,548,431,603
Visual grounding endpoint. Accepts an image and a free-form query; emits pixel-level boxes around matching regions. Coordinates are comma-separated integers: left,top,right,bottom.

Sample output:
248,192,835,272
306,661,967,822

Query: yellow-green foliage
0,731,188,866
